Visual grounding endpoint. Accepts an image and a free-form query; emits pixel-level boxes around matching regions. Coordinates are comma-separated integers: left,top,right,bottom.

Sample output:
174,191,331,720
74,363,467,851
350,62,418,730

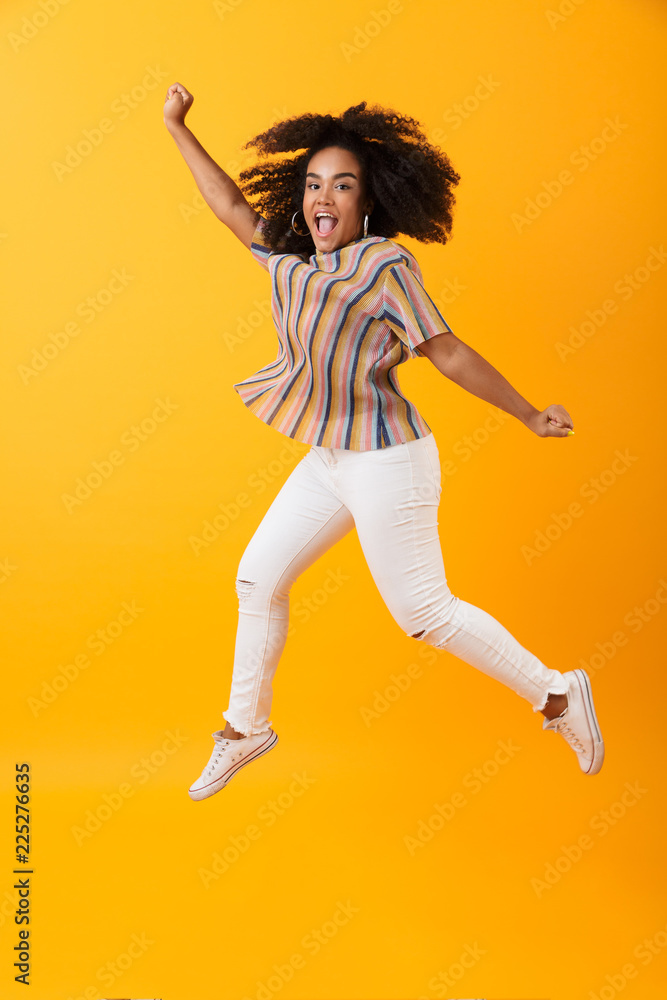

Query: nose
314,182,334,202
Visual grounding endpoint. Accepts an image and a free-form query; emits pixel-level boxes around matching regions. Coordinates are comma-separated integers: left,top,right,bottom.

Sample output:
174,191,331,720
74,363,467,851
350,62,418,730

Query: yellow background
2,0,666,997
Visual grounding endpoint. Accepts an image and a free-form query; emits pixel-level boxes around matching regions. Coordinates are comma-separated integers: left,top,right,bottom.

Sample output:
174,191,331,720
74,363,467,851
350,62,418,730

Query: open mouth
314,213,339,237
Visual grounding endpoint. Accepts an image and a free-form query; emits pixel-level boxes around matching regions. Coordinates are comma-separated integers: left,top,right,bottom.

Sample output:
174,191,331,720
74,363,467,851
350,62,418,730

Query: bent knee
406,596,461,646
235,574,293,605
236,578,257,602
408,624,450,649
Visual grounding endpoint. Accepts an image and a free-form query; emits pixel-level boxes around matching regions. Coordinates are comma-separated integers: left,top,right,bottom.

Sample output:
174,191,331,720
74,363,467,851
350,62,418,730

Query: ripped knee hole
235,578,257,601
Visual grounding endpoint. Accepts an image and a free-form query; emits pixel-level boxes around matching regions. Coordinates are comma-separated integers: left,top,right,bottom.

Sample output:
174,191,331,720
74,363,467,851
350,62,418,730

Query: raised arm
163,82,259,249
416,331,574,438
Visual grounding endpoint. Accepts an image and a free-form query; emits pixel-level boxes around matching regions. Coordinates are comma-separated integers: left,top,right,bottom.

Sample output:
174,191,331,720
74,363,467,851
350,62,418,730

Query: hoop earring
291,210,310,236
363,213,369,238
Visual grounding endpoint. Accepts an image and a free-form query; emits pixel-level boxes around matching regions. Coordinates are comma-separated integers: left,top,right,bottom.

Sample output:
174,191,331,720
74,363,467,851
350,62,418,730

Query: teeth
316,213,336,219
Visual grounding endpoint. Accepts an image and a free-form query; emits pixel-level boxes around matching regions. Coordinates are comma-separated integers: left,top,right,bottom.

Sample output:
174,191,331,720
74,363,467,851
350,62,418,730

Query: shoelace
551,716,587,754
203,740,237,776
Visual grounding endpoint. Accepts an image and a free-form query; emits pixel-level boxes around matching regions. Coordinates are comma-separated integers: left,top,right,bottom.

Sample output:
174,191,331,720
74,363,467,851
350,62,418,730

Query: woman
163,83,604,801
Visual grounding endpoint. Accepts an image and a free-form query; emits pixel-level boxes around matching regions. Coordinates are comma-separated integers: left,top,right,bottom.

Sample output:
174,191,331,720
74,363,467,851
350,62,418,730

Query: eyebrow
306,171,358,180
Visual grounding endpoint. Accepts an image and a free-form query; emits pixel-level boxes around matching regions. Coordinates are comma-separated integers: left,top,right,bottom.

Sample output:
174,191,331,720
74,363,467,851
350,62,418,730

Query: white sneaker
188,728,278,801
543,669,604,775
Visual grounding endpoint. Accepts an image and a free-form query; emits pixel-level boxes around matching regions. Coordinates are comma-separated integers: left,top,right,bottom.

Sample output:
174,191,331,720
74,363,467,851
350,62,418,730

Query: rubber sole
188,729,279,801
572,668,605,775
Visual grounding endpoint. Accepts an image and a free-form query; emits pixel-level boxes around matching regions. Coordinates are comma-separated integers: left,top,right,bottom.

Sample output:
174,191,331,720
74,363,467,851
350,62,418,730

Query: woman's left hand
526,404,574,438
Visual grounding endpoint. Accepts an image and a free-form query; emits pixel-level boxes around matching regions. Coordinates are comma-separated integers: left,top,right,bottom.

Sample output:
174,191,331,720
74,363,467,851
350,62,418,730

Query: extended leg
337,435,568,711
222,448,354,737
189,449,354,800
334,436,603,774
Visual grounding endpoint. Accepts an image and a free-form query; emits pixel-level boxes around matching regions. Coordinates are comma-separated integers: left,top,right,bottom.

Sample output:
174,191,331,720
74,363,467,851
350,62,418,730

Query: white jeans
222,432,568,736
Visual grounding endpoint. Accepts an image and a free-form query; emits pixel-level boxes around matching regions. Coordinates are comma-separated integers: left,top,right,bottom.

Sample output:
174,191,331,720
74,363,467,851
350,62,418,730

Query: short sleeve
250,214,273,272
382,260,453,359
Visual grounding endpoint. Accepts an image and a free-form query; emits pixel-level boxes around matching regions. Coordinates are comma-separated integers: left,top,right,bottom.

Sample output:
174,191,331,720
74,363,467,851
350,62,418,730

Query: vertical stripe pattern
232,215,454,450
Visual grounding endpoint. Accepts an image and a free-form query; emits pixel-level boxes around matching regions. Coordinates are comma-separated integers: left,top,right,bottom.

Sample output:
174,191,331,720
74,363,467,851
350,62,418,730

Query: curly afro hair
236,101,461,258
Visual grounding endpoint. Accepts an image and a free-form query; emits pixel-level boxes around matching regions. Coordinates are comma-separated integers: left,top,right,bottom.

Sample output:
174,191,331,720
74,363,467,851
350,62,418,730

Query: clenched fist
163,82,194,127
527,404,575,437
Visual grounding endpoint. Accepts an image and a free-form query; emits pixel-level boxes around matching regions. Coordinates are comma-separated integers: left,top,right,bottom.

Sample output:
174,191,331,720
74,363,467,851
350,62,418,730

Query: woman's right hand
163,82,194,128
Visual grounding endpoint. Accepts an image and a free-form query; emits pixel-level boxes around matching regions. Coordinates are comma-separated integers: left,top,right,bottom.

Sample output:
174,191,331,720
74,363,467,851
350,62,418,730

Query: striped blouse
232,214,453,450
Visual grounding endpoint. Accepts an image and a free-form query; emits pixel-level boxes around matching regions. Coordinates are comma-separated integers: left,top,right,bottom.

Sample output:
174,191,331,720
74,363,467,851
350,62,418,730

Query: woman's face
302,145,373,253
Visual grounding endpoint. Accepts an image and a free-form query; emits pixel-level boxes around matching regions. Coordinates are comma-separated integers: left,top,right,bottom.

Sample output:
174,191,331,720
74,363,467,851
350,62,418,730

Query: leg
335,433,569,711
189,447,356,799
222,447,354,737
334,434,603,775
